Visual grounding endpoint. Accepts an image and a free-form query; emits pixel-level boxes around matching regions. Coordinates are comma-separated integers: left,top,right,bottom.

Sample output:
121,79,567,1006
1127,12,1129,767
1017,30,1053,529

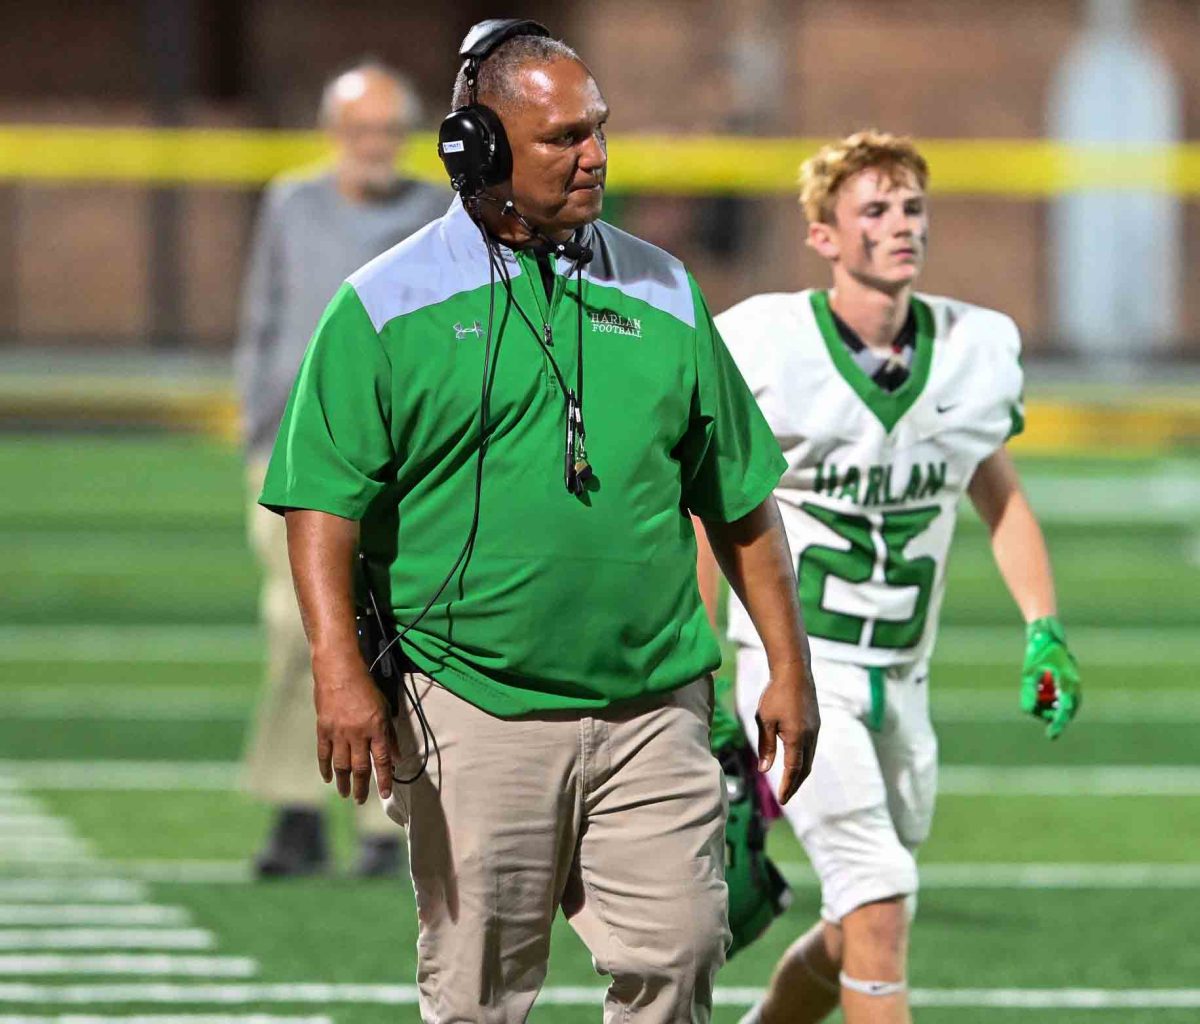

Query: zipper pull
543,323,553,347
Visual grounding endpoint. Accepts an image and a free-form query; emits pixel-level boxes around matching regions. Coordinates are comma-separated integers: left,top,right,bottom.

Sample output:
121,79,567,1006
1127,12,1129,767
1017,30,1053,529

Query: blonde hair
799,130,929,225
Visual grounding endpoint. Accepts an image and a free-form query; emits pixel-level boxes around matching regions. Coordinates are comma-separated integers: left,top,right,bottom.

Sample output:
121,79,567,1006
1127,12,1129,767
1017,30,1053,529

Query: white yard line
933,625,1200,666
0,907,189,926
8,690,1200,726
4,686,1200,725
2,621,1199,667
0,881,146,903
0,931,214,952
0,764,236,793
1,983,1199,1009
95,864,252,885
0,819,76,837
940,765,1200,796
16,857,1193,891
0,627,261,664
778,861,1200,889
0,956,257,978
1014,470,1200,526
0,838,94,858
930,690,1200,724
0,1018,332,1024
8,759,1200,796
907,989,1200,1009
0,865,252,886
0,801,41,816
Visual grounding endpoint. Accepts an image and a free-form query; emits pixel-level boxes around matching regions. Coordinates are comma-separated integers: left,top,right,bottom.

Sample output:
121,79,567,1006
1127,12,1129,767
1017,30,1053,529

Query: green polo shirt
261,197,784,716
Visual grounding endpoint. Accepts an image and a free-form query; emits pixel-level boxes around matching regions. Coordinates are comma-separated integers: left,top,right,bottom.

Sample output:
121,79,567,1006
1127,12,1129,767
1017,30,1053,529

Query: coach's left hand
756,662,820,804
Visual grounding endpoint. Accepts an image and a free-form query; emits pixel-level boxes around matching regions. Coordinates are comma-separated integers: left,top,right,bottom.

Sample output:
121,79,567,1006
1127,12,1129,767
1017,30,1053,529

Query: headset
438,18,593,264
438,19,546,199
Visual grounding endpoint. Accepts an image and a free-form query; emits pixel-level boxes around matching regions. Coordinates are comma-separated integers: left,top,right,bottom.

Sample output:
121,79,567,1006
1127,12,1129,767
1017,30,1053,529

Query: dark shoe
353,835,407,879
254,807,329,879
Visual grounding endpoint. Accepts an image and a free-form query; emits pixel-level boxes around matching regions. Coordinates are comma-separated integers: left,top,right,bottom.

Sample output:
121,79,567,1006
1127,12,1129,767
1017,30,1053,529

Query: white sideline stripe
933,625,1200,666
941,765,1200,796
0,839,93,856
3,621,1199,666
4,687,1200,725
0,956,257,978
0,691,250,722
0,1018,332,1024
777,861,1200,889
908,989,1200,1008
0,931,214,951
1015,470,1200,525
0,764,236,792
0,854,102,868
11,858,1200,890
0,801,40,815
7,686,1200,725
0,864,251,885
931,689,1200,724
1,983,1199,1009
0,907,189,926
0,881,147,902
8,760,1200,796
0,819,75,836
0,627,261,664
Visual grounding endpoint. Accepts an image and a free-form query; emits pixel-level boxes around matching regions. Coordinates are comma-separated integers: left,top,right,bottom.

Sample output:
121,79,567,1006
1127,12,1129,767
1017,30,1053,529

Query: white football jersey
716,289,1024,668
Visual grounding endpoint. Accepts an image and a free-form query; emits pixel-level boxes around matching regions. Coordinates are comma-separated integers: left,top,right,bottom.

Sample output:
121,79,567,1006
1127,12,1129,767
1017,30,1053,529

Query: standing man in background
235,60,449,879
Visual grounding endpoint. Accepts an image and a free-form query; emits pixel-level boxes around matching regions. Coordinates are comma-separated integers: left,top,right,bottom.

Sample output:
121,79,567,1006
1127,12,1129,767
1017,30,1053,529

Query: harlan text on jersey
814,460,947,507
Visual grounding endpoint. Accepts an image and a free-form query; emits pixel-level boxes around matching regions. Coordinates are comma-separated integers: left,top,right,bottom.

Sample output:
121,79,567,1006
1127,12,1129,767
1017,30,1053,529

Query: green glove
1021,616,1081,740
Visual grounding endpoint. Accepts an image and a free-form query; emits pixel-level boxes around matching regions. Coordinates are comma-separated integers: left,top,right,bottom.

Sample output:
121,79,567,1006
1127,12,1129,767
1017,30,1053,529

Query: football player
697,130,1081,1024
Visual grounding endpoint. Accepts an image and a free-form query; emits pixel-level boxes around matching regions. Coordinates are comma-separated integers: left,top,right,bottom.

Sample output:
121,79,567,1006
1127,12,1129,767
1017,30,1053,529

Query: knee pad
839,972,907,997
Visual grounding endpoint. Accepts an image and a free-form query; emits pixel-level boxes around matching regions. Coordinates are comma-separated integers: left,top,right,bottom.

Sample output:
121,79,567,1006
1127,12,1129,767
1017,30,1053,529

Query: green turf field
1,434,1198,1022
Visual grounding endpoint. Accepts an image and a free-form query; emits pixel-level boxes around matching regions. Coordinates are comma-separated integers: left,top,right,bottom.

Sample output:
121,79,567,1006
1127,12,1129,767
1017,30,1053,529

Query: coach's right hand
313,649,399,804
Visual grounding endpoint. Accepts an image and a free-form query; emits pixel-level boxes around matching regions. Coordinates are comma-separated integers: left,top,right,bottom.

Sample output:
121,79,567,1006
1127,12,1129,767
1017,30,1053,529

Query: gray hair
319,60,422,128
450,35,582,112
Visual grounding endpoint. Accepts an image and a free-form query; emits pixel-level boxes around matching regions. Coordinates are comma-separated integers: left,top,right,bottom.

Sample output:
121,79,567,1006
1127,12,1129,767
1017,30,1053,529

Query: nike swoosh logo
936,403,958,414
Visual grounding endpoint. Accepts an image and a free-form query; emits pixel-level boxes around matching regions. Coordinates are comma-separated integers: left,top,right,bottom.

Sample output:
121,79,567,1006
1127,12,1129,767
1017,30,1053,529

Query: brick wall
1,0,1197,354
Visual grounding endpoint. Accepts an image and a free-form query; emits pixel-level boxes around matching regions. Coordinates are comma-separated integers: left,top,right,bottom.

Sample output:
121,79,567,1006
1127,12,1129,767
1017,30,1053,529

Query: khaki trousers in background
241,460,393,837
382,675,730,1024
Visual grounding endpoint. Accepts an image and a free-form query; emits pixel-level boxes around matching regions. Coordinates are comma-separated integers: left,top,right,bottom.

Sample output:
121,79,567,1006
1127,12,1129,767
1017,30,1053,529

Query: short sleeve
1000,316,1026,442
714,298,772,402
259,282,395,519
676,277,786,522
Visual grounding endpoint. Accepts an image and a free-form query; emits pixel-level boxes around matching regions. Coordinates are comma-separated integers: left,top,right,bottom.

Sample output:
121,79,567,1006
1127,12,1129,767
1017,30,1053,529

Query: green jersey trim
809,290,934,433
1007,402,1026,440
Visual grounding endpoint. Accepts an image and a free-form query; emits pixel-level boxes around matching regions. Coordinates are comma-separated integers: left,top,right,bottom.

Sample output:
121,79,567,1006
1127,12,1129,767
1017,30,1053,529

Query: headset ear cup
475,106,512,186
438,104,512,196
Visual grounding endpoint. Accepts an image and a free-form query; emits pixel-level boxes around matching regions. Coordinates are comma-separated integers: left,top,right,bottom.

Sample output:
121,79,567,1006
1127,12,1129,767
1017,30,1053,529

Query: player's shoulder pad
714,291,806,349
713,291,808,390
716,291,800,328
918,292,1022,361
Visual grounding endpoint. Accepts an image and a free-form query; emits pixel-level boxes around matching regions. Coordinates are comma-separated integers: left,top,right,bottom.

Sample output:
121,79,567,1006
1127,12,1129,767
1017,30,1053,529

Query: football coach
259,19,819,1022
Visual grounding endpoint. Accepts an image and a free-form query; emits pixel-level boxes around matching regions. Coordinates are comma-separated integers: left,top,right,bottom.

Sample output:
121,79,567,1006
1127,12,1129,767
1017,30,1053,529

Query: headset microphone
477,196,593,265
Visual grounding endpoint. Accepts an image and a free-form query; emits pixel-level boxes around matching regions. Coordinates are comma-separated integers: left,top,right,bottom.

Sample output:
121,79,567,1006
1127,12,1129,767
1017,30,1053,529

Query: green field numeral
797,503,941,650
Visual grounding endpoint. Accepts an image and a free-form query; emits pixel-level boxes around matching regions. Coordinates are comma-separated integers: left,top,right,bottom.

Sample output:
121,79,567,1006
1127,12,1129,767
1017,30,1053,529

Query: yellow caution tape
2,125,1199,195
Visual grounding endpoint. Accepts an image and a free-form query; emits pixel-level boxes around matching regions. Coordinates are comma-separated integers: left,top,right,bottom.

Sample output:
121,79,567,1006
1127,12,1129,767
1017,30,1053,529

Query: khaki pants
382,674,729,1023
241,460,392,836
